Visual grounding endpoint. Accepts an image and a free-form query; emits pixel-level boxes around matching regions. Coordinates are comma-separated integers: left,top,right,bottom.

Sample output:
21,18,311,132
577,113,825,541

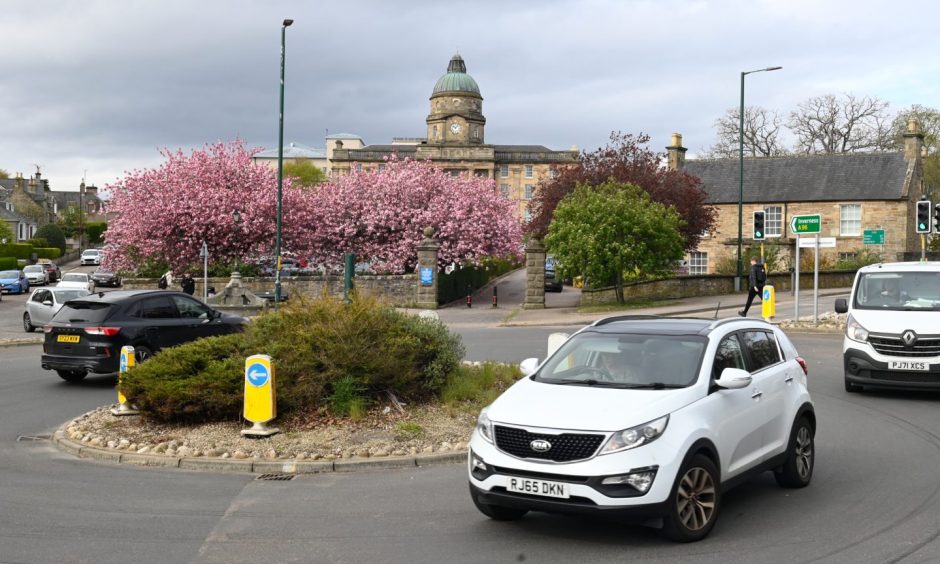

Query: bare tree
788,93,893,154
890,104,940,153
705,106,787,158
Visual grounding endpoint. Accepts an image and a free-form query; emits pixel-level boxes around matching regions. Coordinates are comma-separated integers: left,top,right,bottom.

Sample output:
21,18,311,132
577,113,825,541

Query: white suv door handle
751,390,763,399
785,374,794,383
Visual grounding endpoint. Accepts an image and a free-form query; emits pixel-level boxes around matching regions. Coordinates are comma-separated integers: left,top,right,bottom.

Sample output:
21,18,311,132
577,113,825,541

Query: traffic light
916,200,932,234
753,210,766,240
935,203,940,233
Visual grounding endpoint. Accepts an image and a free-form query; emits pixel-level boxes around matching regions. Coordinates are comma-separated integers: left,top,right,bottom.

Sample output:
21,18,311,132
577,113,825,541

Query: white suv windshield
535,333,706,389
62,274,86,282
854,272,940,310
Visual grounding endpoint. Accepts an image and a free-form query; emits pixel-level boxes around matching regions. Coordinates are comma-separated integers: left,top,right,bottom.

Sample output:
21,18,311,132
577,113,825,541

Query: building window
500,165,509,178
450,170,460,177
839,252,858,262
499,184,510,198
378,164,386,172
432,125,438,139
689,252,708,275
765,206,782,237
472,126,479,139
840,204,861,236
355,163,362,173
549,168,558,179
474,170,488,178
524,184,534,200
524,209,532,222
525,165,533,178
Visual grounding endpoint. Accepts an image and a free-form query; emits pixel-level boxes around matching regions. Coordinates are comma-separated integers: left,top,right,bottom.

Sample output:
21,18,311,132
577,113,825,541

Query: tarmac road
3,333,940,563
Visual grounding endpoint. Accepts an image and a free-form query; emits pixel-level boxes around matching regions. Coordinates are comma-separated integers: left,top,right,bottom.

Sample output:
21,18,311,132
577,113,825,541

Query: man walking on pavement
180,272,196,296
739,257,766,317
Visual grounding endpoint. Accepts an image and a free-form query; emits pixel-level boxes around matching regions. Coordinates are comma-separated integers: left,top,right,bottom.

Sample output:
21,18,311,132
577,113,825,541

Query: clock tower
426,53,486,145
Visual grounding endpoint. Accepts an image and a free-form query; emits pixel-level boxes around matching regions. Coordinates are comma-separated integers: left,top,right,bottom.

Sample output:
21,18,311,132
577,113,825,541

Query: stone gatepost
416,228,440,309
523,238,546,309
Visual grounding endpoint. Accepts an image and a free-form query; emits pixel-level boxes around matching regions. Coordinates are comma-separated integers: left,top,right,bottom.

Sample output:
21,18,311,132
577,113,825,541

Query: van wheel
56,370,87,383
774,417,815,488
661,454,720,542
844,377,862,393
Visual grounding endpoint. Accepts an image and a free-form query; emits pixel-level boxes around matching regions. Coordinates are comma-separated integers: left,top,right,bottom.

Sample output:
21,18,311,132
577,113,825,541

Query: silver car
24,288,93,332
23,264,49,286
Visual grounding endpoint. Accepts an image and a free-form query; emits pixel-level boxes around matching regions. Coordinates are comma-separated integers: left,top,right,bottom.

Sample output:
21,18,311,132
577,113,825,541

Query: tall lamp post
274,18,293,309
737,65,782,292
232,208,242,273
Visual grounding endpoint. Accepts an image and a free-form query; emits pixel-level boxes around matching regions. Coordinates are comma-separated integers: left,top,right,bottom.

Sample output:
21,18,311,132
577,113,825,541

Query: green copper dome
432,54,480,95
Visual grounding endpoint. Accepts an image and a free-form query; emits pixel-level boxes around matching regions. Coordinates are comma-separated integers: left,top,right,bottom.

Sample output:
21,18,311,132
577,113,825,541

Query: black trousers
742,285,763,314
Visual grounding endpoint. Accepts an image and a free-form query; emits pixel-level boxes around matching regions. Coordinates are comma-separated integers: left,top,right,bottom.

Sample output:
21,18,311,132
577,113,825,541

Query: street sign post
790,214,821,235
863,229,885,245
798,237,836,248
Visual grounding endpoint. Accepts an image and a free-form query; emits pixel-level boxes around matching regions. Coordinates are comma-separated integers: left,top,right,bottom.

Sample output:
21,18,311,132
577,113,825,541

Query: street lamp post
737,66,781,292
232,208,242,274
275,18,293,310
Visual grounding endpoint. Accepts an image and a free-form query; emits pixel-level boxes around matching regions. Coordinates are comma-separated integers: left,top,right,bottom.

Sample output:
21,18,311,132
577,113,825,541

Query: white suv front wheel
661,454,720,542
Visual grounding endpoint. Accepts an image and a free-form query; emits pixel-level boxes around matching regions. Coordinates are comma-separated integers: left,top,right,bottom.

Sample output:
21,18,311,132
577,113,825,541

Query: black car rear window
52,301,113,323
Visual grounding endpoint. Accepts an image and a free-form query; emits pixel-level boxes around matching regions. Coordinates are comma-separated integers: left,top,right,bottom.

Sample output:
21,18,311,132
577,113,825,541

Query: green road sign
863,229,885,245
790,214,821,235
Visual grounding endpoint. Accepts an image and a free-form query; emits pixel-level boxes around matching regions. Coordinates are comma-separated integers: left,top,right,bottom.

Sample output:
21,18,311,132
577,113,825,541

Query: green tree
10,192,47,223
56,205,81,237
85,221,107,245
545,181,686,304
0,219,14,243
34,224,66,252
283,160,327,187
0,168,10,179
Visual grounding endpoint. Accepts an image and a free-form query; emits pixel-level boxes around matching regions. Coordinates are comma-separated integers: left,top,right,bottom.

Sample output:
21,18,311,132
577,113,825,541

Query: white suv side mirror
715,367,752,389
519,358,540,377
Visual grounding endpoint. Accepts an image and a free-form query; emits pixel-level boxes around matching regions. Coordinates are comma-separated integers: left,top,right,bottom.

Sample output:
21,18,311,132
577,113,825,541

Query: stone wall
123,273,419,307
580,270,858,306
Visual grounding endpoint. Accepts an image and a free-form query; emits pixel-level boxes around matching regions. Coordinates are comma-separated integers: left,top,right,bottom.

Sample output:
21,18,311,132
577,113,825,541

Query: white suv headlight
475,410,494,443
846,314,869,343
599,415,669,455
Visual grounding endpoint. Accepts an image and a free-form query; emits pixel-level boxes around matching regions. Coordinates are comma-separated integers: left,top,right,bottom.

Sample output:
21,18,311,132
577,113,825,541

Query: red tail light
84,327,121,337
796,356,808,376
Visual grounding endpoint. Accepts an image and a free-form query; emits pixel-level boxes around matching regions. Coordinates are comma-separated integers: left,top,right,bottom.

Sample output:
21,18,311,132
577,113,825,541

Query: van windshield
854,272,940,310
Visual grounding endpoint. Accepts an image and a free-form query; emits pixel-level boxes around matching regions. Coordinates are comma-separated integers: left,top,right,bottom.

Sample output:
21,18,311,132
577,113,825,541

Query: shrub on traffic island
120,294,464,423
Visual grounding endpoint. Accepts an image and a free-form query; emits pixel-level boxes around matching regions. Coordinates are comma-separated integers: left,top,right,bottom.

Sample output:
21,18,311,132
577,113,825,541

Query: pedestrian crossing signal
753,211,766,241
935,203,940,233
916,200,931,234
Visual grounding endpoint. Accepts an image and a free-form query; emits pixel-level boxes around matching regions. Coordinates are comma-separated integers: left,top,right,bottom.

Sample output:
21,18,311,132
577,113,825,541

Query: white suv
468,316,815,542
835,261,940,392
80,249,102,266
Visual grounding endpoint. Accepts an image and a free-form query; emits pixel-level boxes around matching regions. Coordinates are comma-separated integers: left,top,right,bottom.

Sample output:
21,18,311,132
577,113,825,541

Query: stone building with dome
326,53,579,221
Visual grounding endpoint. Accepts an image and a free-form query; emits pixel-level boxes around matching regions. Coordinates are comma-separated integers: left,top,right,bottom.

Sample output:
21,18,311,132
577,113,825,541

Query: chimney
666,132,687,171
903,118,924,164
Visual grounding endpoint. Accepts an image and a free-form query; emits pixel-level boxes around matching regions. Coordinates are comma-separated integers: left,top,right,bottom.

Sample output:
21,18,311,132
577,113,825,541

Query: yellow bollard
241,354,279,437
761,284,776,322
111,346,139,416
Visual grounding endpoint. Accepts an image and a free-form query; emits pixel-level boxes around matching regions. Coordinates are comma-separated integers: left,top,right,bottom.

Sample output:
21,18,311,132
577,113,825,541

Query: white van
834,262,940,392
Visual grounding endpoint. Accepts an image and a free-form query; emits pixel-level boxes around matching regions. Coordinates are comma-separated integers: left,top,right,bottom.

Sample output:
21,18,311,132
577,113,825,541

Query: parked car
835,261,940,392
23,287,93,332
41,290,248,382
80,249,102,266
37,259,61,282
544,255,563,293
468,316,815,542
57,272,95,293
91,268,122,288
23,264,49,286
0,270,29,295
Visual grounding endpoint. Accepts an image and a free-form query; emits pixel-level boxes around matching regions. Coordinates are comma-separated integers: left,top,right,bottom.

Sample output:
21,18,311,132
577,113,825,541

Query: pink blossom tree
103,141,294,272
297,157,522,273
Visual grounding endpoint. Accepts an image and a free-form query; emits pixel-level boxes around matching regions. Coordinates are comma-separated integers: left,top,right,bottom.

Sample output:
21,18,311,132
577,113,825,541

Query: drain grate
255,473,296,481
16,434,52,442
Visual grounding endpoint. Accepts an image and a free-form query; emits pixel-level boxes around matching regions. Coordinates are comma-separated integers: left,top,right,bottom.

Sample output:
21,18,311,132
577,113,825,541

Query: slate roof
685,152,910,204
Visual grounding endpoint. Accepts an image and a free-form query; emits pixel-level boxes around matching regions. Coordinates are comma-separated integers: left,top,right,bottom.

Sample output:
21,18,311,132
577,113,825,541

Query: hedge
34,247,62,259
0,257,16,270
0,243,33,259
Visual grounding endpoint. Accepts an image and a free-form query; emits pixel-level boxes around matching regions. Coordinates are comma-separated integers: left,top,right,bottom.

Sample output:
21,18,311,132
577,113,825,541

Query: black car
91,267,122,288
39,261,61,282
41,290,247,382
544,256,563,292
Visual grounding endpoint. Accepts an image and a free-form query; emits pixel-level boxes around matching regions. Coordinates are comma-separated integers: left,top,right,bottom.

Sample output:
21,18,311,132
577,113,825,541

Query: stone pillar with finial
416,227,440,309
523,238,547,309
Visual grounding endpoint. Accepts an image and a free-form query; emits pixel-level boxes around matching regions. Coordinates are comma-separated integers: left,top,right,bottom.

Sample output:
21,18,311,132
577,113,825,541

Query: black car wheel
23,312,34,333
469,486,528,521
661,454,721,542
134,345,154,363
56,370,87,383
774,417,815,488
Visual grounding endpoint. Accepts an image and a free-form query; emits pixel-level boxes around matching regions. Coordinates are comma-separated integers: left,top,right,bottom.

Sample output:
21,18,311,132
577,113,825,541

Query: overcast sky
3,0,939,193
